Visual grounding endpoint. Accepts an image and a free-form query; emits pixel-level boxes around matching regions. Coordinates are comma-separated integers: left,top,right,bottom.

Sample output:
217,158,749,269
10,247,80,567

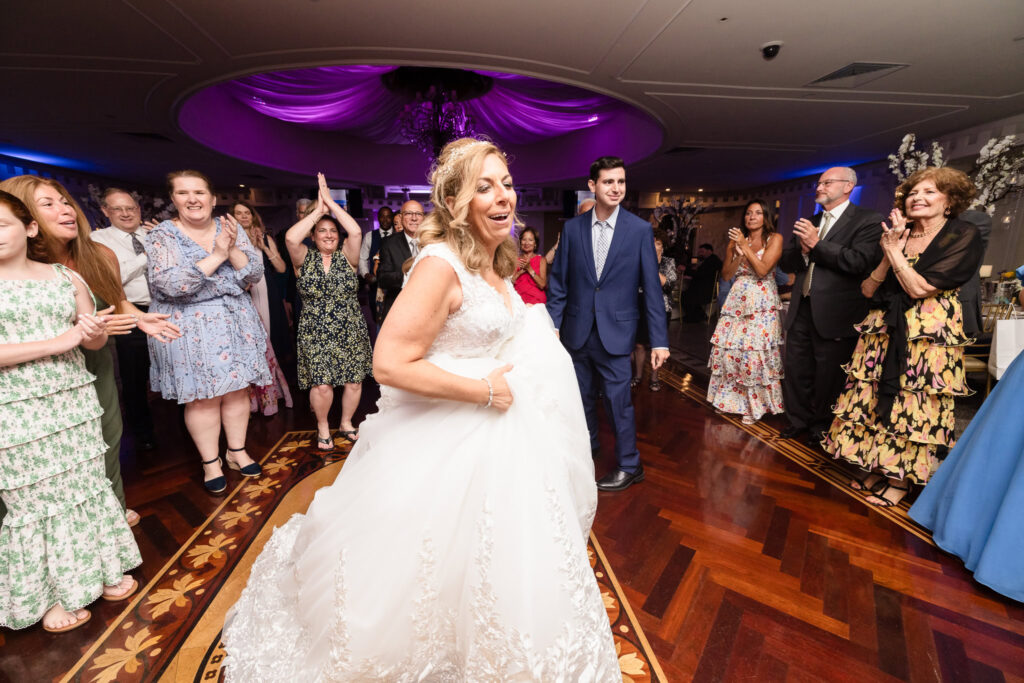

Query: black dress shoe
778,425,804,439
596,465,645,492
805,431,825,448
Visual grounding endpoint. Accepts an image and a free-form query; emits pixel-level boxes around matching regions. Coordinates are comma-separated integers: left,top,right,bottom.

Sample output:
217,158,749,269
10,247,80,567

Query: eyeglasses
401,211,424,219
816,179,852,188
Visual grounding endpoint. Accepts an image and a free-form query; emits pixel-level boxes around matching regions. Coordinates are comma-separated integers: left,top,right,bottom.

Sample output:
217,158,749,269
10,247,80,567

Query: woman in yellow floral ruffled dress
822,167,983,507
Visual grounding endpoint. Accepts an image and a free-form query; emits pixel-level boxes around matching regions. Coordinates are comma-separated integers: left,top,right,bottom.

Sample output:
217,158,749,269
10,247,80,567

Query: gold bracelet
892,264,909,275
869,272,885,284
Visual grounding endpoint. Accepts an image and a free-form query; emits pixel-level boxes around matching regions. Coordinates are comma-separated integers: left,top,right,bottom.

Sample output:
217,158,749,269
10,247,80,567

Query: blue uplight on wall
0,146,95,172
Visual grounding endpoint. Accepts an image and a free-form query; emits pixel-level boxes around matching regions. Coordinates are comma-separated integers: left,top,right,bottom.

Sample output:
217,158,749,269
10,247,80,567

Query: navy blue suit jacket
547,207,668,356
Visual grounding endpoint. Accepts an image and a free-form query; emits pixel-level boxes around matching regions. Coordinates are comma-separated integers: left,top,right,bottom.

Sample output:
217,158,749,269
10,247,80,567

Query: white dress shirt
90,226,150,305
359,227,395,276
588,205,667,351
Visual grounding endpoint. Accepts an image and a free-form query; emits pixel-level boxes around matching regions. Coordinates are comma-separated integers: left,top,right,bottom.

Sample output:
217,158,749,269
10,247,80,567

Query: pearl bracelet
482,377,493,408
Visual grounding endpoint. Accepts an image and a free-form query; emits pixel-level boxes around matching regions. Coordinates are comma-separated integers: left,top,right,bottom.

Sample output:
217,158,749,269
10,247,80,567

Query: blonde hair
0,175,124,308
418,138,520,278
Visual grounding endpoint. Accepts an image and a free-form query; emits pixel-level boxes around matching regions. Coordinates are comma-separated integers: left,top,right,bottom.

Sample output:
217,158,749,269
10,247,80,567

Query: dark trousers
115,312,154,441
569,327,640,473
782,301,858,434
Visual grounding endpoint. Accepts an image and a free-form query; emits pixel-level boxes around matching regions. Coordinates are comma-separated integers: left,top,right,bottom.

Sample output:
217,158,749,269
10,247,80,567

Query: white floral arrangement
968,135,1023,214
887,133,945,182
888,132,1023,215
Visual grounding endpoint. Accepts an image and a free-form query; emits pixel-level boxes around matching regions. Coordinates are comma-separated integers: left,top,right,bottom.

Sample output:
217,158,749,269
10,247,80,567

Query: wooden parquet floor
2,357,1023,682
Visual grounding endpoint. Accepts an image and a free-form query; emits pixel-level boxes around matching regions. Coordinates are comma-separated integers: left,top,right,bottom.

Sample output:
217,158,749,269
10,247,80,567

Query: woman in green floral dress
0,191,142,633
822,167,983,507
285,175,371,448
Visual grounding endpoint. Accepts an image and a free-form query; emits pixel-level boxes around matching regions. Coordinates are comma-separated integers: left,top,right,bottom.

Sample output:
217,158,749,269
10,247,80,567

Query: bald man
377,200,424,320
778,167,883,446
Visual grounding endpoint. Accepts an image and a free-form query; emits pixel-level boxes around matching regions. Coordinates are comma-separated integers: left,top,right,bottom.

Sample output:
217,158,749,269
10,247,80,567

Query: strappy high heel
202,456,226,493
225,446,262,477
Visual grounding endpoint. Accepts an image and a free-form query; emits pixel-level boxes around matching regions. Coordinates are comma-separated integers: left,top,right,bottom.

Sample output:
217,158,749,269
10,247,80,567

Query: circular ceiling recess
178,65,663,186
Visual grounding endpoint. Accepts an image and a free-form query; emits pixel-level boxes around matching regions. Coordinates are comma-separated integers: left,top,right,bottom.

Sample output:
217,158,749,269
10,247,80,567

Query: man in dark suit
377,200,423,321
778,167,883,446
957,209,992,337
681,243,723,322
547,156,669,492
359,206,396,324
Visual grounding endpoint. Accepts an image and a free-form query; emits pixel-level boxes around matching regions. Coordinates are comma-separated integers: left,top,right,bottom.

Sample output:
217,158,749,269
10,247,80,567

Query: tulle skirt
223,305,619,681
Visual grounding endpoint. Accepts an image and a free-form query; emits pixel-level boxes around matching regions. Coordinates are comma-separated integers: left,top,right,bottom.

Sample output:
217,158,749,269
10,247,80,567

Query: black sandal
316,433,335,451
850,470,882,491
337,429,359,442
866,480,910,508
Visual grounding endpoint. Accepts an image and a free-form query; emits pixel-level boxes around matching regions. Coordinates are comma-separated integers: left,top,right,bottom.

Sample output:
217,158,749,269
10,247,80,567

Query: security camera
761,41,783,60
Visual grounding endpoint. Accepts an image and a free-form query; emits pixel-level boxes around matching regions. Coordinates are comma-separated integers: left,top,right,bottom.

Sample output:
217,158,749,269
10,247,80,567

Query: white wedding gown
223,243,619,681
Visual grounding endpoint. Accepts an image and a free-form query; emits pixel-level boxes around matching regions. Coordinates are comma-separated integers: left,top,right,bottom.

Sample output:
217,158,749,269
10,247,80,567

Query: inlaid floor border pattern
59,432,665,682
660,360,935,545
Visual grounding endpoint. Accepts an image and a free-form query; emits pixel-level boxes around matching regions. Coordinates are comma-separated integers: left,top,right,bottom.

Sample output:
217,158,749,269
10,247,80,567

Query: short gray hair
296,197,313,210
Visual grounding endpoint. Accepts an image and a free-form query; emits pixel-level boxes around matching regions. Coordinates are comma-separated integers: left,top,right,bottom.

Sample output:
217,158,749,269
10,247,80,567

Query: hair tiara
434,139,503,184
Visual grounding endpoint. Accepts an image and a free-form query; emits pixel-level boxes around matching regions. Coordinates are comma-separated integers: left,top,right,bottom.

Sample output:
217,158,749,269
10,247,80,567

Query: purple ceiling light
178,65,663,185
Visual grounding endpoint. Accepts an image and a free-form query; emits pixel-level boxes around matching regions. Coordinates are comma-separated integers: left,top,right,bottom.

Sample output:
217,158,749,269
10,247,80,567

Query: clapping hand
137,312,182,343
879,208,908,255
318,173,342,213
214,215,238,255
75,312,106,345
96,305,136,336
793,218,818,253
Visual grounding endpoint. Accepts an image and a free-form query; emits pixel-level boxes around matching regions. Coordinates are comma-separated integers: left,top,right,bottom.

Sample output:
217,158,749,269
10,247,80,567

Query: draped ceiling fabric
224,66,626,146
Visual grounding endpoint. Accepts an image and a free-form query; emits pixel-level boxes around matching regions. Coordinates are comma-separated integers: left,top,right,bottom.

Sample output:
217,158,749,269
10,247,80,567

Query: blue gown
909,350,1024,603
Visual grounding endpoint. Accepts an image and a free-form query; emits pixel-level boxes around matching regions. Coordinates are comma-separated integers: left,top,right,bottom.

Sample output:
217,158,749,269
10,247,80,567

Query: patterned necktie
802,211,833,296
594,221,611,279
131,232,145,256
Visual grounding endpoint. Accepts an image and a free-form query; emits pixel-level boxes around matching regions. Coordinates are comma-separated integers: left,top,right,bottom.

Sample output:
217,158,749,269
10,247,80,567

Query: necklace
908,219,947,239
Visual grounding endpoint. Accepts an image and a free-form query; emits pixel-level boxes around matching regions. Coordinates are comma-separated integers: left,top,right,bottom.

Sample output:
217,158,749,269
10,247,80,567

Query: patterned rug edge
59,430,665,683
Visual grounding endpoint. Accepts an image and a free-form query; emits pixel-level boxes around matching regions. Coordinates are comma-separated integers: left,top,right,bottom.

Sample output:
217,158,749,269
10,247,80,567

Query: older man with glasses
777,167,883,447
376,200,424,321
90,188,158,455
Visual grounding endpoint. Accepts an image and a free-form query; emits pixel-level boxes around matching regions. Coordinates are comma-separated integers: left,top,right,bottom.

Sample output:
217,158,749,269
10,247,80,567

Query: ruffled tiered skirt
822,292,972,483
707,275,785,419
1,371,141,629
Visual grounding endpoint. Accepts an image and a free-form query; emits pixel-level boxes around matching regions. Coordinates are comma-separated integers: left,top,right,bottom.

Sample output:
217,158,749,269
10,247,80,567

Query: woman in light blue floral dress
0,191,141,633
147,171,271,493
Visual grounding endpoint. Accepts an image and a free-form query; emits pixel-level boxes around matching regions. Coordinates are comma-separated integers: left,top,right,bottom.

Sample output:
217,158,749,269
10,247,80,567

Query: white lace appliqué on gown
223,243,619,681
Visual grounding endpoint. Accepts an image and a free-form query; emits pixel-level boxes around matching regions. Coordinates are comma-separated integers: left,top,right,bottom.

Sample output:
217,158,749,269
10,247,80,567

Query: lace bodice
408,243,525,359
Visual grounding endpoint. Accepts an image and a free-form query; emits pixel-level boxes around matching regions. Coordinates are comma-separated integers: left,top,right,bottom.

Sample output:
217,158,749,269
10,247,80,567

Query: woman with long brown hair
0,176,180,527
707,198,785,425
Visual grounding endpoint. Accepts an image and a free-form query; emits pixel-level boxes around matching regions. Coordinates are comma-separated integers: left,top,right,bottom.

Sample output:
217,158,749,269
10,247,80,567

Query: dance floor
2,353,1023,682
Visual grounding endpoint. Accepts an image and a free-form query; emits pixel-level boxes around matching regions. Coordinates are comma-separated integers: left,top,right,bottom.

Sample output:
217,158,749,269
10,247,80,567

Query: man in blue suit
547,156,670,491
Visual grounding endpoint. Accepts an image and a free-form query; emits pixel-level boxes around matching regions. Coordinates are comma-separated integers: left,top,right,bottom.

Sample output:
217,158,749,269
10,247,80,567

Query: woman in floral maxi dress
707,199,785,424
822,167,983,507
0,191,141,633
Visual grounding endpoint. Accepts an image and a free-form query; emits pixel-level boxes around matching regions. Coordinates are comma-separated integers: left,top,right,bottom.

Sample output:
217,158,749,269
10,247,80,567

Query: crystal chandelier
383,68,493,161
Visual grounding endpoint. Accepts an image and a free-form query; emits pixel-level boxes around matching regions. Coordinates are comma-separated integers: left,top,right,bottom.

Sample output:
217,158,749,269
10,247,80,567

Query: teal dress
0,265,141,629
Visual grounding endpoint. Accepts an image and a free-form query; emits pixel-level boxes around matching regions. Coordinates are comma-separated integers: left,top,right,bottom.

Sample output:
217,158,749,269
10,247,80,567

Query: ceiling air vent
116,131,175,142
806,62,907,89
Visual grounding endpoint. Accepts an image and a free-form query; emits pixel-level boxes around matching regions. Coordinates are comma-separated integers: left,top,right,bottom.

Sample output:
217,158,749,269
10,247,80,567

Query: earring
944,208,951,216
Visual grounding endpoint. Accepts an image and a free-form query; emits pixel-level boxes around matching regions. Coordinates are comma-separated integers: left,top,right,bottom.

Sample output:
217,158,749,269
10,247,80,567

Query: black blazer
377,232,413,319
778,202,883,339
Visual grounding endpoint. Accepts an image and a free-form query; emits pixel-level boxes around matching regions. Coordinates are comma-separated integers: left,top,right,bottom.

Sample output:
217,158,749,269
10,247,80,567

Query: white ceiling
2,0,1022,191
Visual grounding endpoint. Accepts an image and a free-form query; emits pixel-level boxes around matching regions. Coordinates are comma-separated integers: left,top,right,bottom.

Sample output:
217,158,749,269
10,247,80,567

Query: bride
223,138,620,681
